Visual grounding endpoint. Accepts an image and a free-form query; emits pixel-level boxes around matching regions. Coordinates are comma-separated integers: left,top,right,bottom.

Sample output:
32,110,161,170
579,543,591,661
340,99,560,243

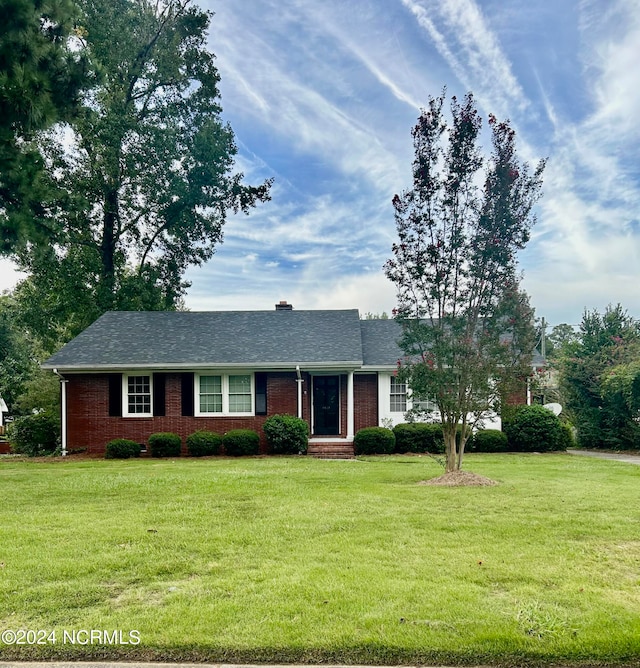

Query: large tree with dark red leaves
385,91,545,473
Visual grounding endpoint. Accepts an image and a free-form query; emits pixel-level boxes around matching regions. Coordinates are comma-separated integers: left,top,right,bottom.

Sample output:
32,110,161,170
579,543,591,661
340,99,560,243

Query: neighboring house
42,303,412,457
0,396,10,454
528,349,560,406
0,396,8,434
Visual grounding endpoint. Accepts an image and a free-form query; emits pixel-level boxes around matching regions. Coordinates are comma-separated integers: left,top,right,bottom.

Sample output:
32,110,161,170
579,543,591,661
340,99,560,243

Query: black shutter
255,372,267,415
153,373,166,416
181,372,194,416
108,373,122,417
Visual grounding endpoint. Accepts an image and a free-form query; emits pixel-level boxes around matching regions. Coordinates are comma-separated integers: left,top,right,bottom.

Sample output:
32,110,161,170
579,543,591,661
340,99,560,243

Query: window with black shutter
255,372,267,415
181,372,194,416
153,373,166,416
108,373,122,417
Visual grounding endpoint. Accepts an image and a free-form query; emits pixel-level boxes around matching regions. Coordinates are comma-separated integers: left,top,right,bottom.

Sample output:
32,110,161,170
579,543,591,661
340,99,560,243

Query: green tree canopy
7,0,271,338
0,0,87,249
560,304,640,449
0,295,37,410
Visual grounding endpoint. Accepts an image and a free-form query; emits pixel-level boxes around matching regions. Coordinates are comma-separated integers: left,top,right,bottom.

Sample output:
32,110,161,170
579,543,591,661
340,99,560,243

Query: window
229,374,252,412
125,375,152,416
196,373,253,415
413,397,438,413
390,376,407,412
199,375,222,413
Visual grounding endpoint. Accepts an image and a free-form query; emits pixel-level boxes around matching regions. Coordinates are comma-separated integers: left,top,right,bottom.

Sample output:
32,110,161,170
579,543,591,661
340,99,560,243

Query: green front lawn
0,453,639,665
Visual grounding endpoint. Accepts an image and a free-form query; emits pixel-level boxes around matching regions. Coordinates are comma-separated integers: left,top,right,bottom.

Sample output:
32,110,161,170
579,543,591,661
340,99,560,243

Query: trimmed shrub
469,429,508,453
264,414,309,455
354,427,395,455
500,403,526,433
186,430,222,457
223,429,260,456
148,432,182,458
8,412,60,456
105,438,141,459
393,422,445,454
503,404,565,452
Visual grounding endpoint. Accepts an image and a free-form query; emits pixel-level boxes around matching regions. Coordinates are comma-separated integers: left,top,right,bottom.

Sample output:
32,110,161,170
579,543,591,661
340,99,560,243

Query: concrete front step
307,442,355,459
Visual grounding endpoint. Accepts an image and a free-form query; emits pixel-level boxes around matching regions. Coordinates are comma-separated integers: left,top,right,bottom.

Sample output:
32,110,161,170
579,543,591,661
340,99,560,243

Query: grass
0,452,639,666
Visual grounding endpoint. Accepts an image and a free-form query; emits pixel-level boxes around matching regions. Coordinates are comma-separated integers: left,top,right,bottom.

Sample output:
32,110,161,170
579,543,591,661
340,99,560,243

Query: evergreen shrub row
96,406,576,460
104,428,262,458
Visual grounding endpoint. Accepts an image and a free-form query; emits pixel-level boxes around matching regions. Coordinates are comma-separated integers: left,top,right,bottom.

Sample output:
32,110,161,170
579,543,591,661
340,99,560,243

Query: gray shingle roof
359,319,404,368
42,310,366,370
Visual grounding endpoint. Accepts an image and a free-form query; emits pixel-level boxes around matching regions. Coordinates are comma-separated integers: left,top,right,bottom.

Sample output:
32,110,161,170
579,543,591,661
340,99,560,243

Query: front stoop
307,440,355,459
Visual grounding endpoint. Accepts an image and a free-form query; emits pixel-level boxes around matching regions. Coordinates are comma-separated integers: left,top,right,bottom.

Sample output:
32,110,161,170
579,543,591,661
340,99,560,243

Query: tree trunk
98,186,119,312
443,423,458,472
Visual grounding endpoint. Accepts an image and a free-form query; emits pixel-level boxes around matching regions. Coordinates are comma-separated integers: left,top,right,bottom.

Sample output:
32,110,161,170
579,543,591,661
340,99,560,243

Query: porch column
296,365,303,419
347,370,354,440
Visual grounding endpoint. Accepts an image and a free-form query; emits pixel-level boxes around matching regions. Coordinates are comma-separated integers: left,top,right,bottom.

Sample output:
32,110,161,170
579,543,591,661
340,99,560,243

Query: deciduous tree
385,91,544,472
8,0,271,334
0,295,37,410
0,0,87,249
560,305,640,449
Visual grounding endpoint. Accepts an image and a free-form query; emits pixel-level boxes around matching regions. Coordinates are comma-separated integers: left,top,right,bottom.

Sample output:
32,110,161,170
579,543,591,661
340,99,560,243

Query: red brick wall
65,370,383,454
354,374,378,432
66,372,301,455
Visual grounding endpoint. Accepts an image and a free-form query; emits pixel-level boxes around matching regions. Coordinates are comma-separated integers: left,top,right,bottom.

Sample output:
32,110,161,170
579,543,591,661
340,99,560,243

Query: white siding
376,371,502,430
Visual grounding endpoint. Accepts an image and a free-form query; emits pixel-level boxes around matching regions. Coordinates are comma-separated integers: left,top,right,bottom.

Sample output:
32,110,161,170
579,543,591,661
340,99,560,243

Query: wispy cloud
210,4,409,194
401,0,529,119
5,0,640,326
523,0,640,321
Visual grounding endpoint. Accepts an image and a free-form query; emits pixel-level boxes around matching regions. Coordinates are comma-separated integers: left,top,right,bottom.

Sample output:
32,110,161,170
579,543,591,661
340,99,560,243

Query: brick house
42,303,414,457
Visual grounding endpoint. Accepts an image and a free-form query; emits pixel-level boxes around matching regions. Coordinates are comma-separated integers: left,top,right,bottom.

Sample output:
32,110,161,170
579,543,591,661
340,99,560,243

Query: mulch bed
419,470,497,486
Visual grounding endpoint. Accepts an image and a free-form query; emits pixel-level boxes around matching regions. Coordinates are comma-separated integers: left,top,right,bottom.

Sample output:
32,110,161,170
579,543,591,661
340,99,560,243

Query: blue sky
2,0,639,327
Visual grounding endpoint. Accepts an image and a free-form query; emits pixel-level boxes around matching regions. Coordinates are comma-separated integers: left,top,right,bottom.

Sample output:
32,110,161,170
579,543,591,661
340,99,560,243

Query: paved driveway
567,448,640,465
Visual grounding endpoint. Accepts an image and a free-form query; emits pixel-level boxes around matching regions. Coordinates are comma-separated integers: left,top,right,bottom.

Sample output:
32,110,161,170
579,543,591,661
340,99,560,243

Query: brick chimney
275,300,293,311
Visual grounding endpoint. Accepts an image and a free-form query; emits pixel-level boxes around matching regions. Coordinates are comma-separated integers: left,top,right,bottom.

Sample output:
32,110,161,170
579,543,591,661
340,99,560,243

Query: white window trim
389,376,407,413
194,372,255,417
123,373,153,418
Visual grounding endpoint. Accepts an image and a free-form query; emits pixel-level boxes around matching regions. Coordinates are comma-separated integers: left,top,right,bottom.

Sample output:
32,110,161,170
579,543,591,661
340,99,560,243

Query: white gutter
53,369,68,457
347,370,354,440
41,360,365,372
295,365,303,419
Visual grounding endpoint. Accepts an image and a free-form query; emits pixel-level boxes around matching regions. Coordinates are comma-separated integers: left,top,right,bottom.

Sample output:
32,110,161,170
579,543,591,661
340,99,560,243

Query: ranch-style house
42,302,429,457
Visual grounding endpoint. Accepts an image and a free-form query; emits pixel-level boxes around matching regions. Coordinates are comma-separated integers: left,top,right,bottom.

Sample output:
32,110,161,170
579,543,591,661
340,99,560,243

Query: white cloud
209,3,410,194
520,0,640,323
0,259,25,294
401,0,529,119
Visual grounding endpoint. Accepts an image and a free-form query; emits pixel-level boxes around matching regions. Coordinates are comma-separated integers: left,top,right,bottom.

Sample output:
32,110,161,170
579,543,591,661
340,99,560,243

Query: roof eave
42,360,365,372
